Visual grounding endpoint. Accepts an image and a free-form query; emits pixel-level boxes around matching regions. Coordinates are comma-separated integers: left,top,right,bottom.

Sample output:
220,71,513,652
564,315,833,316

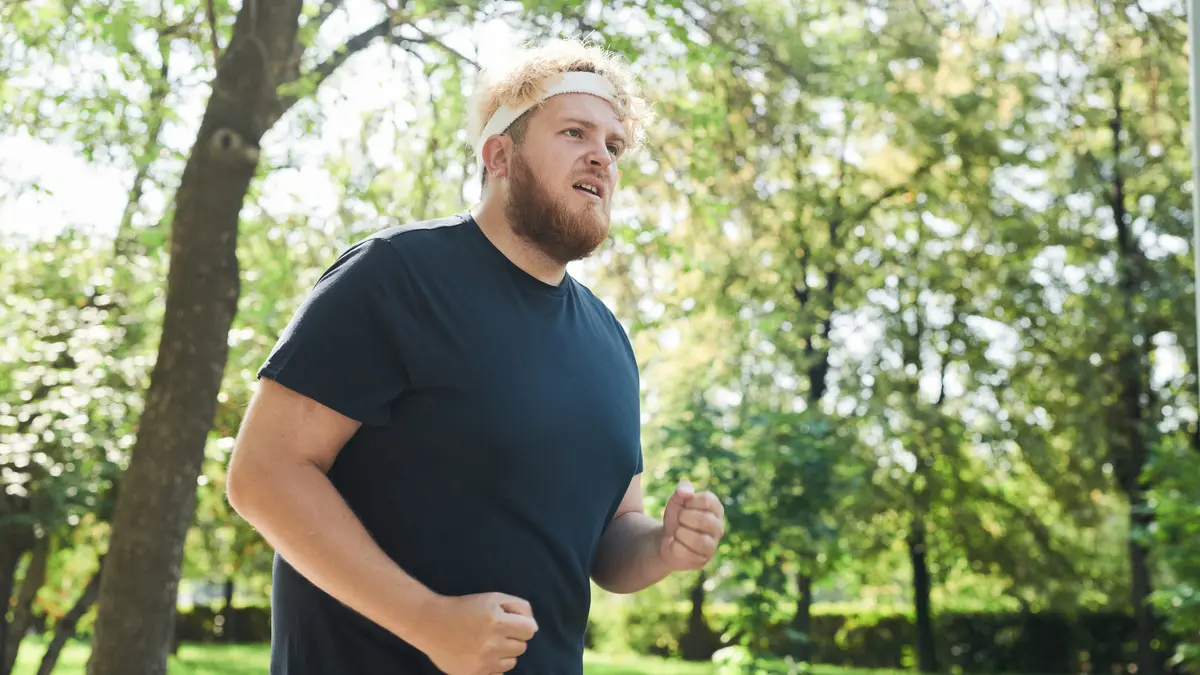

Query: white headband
475,71,618,166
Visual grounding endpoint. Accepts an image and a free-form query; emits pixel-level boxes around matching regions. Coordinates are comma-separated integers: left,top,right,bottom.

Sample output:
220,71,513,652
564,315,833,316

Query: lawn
11,641,721,675
10,640,875,675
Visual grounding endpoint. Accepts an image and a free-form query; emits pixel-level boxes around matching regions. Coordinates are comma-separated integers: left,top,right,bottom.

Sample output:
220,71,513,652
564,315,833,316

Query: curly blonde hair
468,38,653,182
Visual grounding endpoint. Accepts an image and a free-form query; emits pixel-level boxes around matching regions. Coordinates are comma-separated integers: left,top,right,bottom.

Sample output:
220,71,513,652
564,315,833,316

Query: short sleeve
257,238,418,427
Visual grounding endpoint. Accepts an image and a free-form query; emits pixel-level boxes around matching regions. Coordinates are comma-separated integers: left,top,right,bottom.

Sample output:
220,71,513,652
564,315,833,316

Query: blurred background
2,0,1199,674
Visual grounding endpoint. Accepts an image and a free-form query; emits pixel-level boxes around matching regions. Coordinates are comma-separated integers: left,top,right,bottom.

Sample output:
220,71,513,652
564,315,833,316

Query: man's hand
659,480,725,571
417,592,539,675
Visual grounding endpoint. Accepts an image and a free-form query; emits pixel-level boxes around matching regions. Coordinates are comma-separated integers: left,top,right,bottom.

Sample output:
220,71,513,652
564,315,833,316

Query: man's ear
481,135,511,179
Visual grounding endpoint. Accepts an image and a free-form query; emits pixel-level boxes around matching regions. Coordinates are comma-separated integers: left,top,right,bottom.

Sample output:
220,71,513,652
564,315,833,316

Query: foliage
1146,437,1200,668
3,0,1200,671
0,223,159,672
589,602,1176,675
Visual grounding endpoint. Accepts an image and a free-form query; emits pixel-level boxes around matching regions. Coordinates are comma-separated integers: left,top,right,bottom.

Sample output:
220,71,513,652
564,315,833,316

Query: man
226,39,726,675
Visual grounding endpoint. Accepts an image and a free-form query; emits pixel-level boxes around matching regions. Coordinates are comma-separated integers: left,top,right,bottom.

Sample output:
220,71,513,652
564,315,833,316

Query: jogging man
227,38,726,675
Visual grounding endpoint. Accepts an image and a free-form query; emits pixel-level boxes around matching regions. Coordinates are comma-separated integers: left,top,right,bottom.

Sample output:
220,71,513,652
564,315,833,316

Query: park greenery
2,0,1199,674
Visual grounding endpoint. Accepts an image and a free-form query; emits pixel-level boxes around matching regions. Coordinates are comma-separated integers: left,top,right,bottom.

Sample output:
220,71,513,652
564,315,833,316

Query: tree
0,1,175,665
0,232,132,675
999,2,1196,672
84,1,480,672
640,2,954,659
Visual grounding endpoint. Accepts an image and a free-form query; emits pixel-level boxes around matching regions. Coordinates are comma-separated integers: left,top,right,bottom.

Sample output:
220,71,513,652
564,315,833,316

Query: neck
471,188,568,286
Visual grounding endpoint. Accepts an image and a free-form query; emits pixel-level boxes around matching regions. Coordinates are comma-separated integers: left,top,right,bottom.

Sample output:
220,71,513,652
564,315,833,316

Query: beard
504,150,610,265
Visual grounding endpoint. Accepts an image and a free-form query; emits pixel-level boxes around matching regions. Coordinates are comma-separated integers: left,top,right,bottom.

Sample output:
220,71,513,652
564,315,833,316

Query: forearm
591,512,672,593
227,458,440,649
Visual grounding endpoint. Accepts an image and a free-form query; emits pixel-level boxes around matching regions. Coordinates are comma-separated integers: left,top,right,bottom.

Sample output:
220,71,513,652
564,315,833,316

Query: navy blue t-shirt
257,213,643,674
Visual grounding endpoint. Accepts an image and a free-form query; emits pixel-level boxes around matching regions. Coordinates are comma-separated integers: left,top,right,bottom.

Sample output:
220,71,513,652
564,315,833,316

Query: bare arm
228,378,538,674
590,475,671,593
225,378,440,649
591,475,726,594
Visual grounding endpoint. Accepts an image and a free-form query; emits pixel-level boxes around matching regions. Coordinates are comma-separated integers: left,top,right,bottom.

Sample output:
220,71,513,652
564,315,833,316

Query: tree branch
967,479,1070,572
279,16,479,115
403,24,479,69
285,17,392,113
312,0,347,33
35,556,104,675
677,3,814,88
849,158,938,225
205,0,221,62
1128,0,1177,52
3,534,48,675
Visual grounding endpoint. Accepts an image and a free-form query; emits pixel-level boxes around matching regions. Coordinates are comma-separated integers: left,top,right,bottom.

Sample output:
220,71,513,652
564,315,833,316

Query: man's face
502,93,627,265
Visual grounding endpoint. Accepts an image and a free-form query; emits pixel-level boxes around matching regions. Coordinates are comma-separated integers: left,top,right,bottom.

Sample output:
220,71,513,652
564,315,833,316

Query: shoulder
571,279,638,362
365,213,473,259
322,213,472,285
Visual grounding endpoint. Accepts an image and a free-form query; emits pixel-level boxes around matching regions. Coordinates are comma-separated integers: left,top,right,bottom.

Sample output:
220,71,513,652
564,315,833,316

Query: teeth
574,184,599,196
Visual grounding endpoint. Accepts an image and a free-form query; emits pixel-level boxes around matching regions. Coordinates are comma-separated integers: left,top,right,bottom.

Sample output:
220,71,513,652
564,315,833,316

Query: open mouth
573,183,602,200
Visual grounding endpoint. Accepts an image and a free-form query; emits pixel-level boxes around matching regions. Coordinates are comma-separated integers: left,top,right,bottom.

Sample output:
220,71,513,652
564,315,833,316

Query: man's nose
589,145,613,169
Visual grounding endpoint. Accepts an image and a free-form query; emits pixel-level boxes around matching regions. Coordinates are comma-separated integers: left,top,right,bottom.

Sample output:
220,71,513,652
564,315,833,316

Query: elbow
225,457,258,520
590,572,634,595
590,574,618,595
225,467,245,516
226,450,316,522
590,572,612,594
589,558,625,595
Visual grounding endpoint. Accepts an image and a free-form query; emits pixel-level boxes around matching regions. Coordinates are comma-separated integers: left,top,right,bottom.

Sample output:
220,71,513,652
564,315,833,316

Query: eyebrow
562,117,628,146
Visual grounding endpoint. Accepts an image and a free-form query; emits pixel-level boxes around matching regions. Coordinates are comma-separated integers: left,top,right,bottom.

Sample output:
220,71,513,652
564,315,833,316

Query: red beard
504,151,610,265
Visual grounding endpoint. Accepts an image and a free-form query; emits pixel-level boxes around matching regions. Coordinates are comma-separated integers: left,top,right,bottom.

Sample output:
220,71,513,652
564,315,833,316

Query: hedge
791,611,1178,674
584,604,1183,674
132,605,1181,675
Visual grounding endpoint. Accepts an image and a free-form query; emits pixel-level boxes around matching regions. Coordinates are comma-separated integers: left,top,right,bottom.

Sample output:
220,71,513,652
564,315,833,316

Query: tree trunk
679,571,716,661
2,535,48,675
1106,77,1158,675
788,276,833,663
909,517,938,674
1129,497,1157,675
0,493,35,675
789,571,814,663
84,2,305,674
0,547,19,675
219,577,235,642
37,558,103,675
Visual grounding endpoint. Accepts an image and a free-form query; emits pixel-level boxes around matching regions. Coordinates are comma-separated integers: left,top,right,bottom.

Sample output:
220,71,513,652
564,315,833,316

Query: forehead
534,94,626,138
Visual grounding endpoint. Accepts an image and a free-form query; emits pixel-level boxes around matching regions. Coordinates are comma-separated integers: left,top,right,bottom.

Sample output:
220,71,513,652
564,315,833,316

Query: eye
607,144,622,156
565,128,583,138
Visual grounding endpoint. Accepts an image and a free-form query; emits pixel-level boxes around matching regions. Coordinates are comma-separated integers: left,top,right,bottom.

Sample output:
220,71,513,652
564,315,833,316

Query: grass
13,641,267,675
585,652,719,674
10,640,898,675
11,641,723,675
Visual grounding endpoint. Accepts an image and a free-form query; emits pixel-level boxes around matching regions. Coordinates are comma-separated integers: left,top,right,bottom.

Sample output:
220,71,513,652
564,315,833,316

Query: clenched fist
418,592,538,675
659,480,725,572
